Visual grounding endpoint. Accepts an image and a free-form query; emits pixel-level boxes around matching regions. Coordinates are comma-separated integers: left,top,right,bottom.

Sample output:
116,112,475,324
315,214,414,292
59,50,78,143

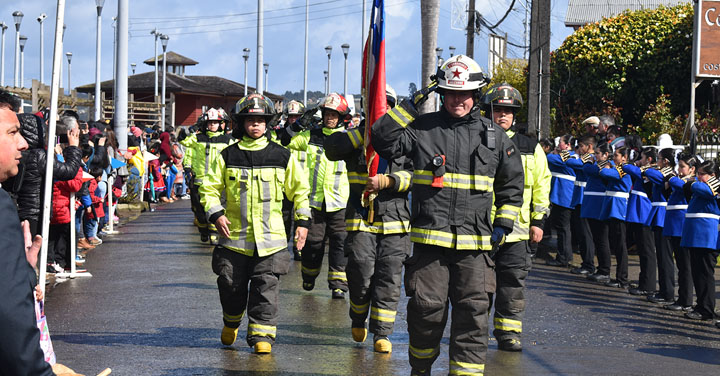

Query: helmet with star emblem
482,83,523,110
318,93,350,116
436,55,489,92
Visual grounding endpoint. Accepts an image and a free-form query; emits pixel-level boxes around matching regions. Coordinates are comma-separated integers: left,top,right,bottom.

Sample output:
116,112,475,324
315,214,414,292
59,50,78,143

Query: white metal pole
161,44,167,131
112,17,117,121
14,24,20,87
343,52,348,98
257,0,264,95
39,0,67,294
20,46,24,88
1,24,6,87
115,0,129,151
153,30,158,99
303,0,309,105
327,52,331,94
362,0,366,50
66,55,71,93
94,5,102,120
39,15,45,85
69,193,76,275
106,175,118,234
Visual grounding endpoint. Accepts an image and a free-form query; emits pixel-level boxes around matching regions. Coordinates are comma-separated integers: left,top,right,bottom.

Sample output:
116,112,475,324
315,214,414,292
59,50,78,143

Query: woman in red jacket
47,168,84,272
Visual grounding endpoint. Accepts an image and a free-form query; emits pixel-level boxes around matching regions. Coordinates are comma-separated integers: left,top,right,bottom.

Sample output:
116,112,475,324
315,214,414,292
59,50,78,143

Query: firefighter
324,85,412,353
179,108,234,243
482,83,551,352
200,93,311,354
372,55,524,375
280,93,351,299
279,100,307,260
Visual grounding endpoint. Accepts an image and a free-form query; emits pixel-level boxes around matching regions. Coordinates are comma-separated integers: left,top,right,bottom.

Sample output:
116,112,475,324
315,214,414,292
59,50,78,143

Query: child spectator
48,168,84,272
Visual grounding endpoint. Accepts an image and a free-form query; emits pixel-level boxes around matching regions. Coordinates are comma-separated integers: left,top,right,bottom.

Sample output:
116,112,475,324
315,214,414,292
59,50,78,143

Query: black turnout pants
404,244,495,373
346,231,410,336
212,246,291,346
548,205,573,264
302,207,348,291
190,183,209,237
493,240,532,342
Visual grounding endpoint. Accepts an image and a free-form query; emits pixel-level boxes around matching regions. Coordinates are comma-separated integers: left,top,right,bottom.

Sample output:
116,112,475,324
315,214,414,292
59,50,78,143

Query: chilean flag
362,0,388,179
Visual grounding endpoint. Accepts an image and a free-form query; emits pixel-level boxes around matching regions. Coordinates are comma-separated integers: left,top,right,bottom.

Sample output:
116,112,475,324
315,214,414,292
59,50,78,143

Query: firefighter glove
489,226,510,260
410,80,439,109
293,107,319,131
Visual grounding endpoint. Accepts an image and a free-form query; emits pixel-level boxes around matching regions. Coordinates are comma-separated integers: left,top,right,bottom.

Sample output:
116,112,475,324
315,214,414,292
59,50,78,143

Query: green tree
550,3,713,140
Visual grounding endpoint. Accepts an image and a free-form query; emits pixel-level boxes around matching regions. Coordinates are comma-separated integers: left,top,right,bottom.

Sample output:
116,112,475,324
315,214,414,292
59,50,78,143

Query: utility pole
420,0,439,114
115,0,129,151
527,0,550,138
256,0,264,95
466,0,476,59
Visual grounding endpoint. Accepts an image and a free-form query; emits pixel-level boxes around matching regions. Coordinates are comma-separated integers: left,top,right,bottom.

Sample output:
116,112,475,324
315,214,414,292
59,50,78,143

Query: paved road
46,200,720,375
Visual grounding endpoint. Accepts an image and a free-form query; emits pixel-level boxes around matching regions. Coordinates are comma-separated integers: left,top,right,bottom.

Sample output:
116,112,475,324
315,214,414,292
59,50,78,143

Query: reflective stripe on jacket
179,130,234,185
371,100,524,251
287,127,349,212
200,136,311,257
324,124,412,235
492,129,551,243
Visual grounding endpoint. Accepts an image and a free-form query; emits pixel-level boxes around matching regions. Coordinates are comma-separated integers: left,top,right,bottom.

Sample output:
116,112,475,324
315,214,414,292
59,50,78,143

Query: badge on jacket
506,145,516,157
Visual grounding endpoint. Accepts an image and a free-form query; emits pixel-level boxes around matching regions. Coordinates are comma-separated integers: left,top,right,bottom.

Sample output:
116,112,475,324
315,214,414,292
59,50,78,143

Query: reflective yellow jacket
201,136,311,257
179,130,234,185
492,129,552,242
286,127,349,212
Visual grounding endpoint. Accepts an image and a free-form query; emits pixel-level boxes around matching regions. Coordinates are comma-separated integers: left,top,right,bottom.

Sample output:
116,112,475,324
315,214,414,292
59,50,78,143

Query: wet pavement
46,200,720,375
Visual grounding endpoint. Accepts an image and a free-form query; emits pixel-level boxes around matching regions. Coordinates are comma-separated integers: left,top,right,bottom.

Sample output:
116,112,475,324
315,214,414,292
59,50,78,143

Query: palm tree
420,0,439,114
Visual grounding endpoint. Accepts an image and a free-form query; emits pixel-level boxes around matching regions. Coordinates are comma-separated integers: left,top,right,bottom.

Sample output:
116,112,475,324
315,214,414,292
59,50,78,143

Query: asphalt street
45,200,720,375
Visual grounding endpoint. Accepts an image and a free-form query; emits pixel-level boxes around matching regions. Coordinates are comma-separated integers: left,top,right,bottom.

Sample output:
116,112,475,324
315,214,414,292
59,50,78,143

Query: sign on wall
697,0,720,78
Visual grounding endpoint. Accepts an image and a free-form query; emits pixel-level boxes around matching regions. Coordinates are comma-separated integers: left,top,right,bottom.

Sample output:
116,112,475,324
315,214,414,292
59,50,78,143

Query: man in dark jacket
0,89,54,374
7,113,83,236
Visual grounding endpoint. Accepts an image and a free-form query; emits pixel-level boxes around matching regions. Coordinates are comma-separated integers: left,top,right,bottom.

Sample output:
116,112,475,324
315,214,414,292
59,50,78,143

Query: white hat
655,133,684,150
582,116,600,126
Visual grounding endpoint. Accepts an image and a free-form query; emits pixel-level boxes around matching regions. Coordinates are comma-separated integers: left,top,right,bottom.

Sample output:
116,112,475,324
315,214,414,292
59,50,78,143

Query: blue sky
0,0,573,98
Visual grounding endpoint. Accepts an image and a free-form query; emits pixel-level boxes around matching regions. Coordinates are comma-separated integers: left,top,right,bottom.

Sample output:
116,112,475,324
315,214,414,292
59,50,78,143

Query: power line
130,0,419,38
130,0,347,22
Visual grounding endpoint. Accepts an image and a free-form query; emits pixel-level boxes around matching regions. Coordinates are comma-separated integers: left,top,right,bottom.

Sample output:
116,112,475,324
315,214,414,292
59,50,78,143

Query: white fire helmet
436,54,489,92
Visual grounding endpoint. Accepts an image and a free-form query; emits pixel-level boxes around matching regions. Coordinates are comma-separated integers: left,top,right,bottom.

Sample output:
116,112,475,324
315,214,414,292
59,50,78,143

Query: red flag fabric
362,0,387,178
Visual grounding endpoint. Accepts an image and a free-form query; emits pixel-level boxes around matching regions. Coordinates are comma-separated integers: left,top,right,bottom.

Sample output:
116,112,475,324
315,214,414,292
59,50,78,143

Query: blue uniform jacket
663,176,688,237
547,153,575,209
580,162,607,220
622,164,653,225
644,168,669,228
566,157,586,208
599,164,632,221
680,180,720,249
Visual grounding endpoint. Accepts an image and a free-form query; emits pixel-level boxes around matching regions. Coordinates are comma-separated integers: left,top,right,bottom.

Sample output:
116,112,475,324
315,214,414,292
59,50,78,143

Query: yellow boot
374,336,392,353
254,341,272,354
221,326,238,345
352,327,367,342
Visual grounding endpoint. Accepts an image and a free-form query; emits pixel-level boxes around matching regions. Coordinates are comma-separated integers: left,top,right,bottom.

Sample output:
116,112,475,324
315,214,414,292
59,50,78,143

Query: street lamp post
94,0,104,120
13,11,23,87
160,34,169,131
19,35,26,87
37,14,46,85
325,45,332,94
0,22,6,87
324,70,328,95
435,47,443,111
341,43,349,98
150,28,159,100
449,45,456,57
131,62,136,75
66,52,72,95
242,47,250,96
263,63,269,93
